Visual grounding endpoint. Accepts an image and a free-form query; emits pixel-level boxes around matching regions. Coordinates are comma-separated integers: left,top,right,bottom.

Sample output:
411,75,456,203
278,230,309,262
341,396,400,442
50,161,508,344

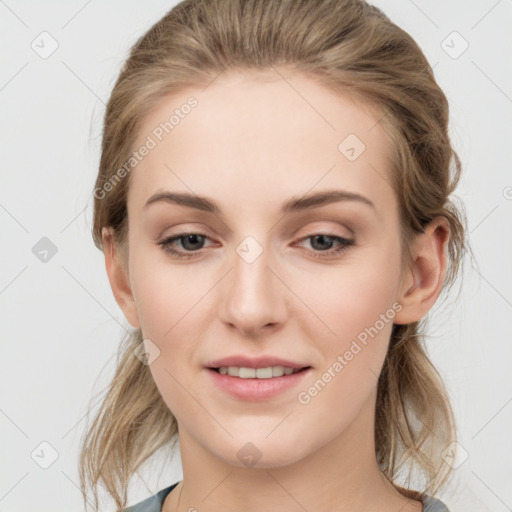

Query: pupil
312,235,332,251
183,234,204,250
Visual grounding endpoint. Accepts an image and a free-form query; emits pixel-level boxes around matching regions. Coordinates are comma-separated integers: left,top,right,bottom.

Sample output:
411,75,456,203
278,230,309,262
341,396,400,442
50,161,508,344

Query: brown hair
79,0,470,509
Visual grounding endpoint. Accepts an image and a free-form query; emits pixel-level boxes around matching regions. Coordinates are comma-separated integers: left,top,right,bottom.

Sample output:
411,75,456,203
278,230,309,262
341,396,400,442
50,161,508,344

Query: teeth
217,366,300,378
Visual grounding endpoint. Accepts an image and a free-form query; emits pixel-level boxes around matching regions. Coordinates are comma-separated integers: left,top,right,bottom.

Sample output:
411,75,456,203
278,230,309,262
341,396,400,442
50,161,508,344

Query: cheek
129,255,206,412
293,278,397,432
130,247,202,339
298,245,401,390
303,248,401,339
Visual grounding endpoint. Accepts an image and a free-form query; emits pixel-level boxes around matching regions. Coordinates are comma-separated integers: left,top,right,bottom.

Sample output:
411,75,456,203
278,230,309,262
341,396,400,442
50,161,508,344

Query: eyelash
157,231,355,260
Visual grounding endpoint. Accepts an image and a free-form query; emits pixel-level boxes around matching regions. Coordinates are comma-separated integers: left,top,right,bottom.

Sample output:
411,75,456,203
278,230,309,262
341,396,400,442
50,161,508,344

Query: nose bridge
220,234,286,333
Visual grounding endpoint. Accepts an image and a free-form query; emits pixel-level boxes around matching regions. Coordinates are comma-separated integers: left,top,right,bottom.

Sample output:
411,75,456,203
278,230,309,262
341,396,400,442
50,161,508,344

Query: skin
102,68,449,512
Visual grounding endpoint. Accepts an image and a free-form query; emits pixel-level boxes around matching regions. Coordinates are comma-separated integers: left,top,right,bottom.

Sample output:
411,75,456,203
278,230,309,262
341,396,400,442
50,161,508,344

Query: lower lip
206,367,312,401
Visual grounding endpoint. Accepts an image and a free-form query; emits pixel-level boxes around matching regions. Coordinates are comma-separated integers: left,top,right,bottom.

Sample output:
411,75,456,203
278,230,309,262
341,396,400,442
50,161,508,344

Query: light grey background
1,1,511,511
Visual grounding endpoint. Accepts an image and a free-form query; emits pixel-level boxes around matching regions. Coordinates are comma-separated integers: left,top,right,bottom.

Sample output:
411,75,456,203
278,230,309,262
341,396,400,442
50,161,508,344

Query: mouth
208,365,312,378
206,365,313,401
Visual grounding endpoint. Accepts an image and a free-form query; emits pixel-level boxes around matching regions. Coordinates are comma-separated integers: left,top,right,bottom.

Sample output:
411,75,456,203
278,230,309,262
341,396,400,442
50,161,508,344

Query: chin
214,436,312,470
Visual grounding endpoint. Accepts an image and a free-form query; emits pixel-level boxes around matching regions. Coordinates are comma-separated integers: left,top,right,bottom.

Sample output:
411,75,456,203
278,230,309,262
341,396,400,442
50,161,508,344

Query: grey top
123,482,450,511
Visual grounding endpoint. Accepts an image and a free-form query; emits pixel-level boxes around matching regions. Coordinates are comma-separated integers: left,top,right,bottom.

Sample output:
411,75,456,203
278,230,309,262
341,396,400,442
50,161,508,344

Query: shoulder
422,494,451,512
122,482,179,512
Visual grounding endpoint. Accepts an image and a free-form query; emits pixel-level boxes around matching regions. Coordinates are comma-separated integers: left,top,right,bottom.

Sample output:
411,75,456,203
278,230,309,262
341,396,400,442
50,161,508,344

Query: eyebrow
144,189,376,215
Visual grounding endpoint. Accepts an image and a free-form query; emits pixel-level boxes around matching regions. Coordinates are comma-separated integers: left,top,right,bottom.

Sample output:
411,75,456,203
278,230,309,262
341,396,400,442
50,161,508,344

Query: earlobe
393,218,450,325
102,227,141,329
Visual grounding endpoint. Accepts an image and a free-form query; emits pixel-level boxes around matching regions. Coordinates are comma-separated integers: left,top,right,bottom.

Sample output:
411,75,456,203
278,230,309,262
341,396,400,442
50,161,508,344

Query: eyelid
157,223,352,245
296,218,354,235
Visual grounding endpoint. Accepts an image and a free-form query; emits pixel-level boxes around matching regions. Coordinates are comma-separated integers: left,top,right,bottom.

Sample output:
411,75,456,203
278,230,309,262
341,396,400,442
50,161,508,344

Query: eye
158,232,213,259
295,233,355,259
157,232,355,260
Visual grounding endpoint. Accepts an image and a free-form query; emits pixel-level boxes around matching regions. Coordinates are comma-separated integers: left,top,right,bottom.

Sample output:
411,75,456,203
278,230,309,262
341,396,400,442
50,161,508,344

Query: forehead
129,69,395,213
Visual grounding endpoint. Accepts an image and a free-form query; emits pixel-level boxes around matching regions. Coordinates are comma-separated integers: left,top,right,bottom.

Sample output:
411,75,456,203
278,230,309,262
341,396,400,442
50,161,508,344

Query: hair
79,0,471,510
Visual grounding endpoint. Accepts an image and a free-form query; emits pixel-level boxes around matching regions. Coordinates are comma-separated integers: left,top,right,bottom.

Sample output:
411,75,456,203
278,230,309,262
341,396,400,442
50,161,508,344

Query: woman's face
113,69,415,467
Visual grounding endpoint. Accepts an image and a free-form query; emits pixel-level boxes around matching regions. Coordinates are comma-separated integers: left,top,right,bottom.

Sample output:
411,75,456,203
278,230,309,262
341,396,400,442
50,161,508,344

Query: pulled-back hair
80,0,469,509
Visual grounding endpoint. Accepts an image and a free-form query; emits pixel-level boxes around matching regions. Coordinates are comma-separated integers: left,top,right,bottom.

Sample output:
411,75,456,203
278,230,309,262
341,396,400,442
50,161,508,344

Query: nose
219,239,287,337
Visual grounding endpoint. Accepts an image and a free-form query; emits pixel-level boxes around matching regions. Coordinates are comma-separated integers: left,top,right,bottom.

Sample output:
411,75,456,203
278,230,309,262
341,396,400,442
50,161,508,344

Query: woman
79,0,468,510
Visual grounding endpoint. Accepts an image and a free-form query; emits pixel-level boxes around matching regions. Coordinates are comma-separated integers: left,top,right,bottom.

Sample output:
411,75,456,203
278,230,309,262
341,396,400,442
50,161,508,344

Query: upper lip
205,355,311,370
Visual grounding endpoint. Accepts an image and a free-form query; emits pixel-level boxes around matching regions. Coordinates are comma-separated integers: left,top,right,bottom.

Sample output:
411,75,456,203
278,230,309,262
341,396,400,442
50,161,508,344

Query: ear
102,227,140,329
393,217,450,325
